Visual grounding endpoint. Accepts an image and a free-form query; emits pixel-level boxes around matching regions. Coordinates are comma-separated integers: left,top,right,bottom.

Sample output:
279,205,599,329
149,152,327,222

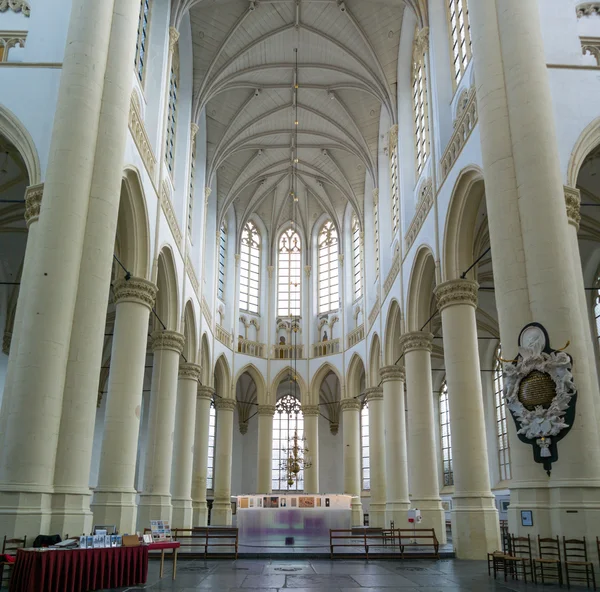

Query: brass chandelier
277,394,312,487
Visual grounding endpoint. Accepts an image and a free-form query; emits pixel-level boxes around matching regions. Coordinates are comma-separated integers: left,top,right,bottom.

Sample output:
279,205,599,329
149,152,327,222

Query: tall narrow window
187,130,197,239
390,128,400,235
374,193,380,278
361,401,370,490
439,381,453,486
413,29,430,177
240,222,261,314
218,223,227,301
135,0,151,83
447,0,471,87
206,402,216,490
165,44,179,174
278,228,302,317
272,394,304,491
494,346,511,481
352,213,363,301
318,221,340,314
594,276,600,346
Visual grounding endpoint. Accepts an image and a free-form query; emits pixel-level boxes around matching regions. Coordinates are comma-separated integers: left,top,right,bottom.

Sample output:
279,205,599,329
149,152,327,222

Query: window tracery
272,394,304,491
277,228,302,317
239,221,261,314
412,28,430,178
318,221,340,314
135,0,151,83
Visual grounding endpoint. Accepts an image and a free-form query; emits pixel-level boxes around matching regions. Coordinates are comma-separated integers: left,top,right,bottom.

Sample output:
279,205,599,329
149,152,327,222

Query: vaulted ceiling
179,0,415,246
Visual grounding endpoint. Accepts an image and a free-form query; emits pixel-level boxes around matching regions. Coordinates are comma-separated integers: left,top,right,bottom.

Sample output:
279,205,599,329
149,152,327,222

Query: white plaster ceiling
186,0,406,245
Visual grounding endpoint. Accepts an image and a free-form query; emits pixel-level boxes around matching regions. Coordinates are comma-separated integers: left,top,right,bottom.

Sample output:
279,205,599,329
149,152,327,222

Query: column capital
113,277,157,310
304,265,312,277
565,185,581,229
365,387,383,401
190,122,199,139
380,365,405,383
399,331,434,354
373,188,379,203
24,183,43,227
215,397,236,412
151,330,185,354
257,404,276,416
197,385,214,400
301,404,320,416
434,279,478,311
340,398,361,412
168,27,180,52
179,362,201,381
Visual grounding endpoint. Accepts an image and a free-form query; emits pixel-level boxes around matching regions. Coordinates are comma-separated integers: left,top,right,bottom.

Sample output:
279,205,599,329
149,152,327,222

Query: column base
171,497,193,529
410,497,447,544
136,493,172,531
211,499,232,526
451,495,500,559
351,497,363,527
50,490,93,537
0,490,52,541
192,501,208,526
369,502,387,528
91,489,137,534
385,501,411,529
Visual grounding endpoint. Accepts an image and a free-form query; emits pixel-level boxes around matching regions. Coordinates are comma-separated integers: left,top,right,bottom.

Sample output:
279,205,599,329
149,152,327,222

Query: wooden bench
192,527,238,559
397,528,440,559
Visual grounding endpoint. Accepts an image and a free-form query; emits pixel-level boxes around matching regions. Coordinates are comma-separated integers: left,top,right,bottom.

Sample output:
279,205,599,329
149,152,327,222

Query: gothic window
374,196,380,278
218,223,227,301
439,381,453,486
390,132,400,235
318,221,340,314
165,43,179,174
361,401,370,490
494,346,512,481
272,394,304,491
135,0,151,83
240,221,261,314
206,402,216,490
447,0,472,87
187,131,196,239
352,213,363,301
277,228,302,317
413,29,430,177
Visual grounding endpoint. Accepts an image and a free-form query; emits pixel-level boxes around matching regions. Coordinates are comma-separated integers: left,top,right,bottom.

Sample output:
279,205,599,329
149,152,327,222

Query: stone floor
116,557,579,591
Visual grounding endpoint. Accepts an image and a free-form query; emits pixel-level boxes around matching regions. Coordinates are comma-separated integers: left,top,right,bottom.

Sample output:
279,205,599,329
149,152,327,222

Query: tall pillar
91,277,157,533
171,363,201,529
435,280,500,559
302,405,320,494
51,0,142,537
192,386,213,526
257,405,275,494
469,0,600,541
400,332,446,543
380,366,410,528
212,398,235,525
0,0,116,540
365,387,386,528
340,399,363,526
137,331,185,530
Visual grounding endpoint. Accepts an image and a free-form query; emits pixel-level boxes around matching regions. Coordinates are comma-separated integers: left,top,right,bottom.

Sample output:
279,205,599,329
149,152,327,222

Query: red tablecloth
147,541,180,551
9,546,149,592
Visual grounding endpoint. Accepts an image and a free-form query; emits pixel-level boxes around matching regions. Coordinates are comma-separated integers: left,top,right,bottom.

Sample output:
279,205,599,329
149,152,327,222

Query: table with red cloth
147,541,180,580
9,545,149,592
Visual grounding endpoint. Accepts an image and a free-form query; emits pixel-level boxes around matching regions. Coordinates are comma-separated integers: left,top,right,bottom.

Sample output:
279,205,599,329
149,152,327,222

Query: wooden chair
0,535,27,587
563,537,596,590
503,534,533,582
533,535,563,586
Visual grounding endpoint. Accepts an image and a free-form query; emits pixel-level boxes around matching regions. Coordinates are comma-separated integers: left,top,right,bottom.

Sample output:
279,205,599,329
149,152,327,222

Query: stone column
137,330,185,529
380,366,410,527
400,332,446,543
366,387,386,528
302,405,320,493
212,398,236,525
91,277,157,532
171,363,201,529
257,405,275,494
435,280,500,559
192,386,213,526
0,0,116,539
340,398,363,526
51,0,142,537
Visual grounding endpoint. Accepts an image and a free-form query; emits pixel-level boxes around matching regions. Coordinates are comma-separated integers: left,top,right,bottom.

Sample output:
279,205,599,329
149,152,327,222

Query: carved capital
2,331,11,355
215,398,237,412
24,183,43,227
239,421,248,435
399,331,434,355
0,0,31,16
197,385,214,401
204,186,212,200
338,253,344,266
235,253,241,266
258,404,276,416
340,398,361,412
190,123,199,139
389,124,399,151
113,277,157,310
304,265,312,277
151,330,185,354
179,362,201,381
301,405,320,417
330,422,339,435
414,26,429,58
268,266,274,279
565,185,581,229
365,387,383,401
168,27,180,52
434,279,478,311
380,365,405,383
577,3,600,17
372,188,379,204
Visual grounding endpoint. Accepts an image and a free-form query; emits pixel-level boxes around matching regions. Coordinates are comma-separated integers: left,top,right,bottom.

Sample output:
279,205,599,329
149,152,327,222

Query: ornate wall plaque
502,323,577,475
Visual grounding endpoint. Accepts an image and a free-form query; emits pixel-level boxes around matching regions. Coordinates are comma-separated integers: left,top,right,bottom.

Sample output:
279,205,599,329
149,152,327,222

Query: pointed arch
214,354,232,398
368,333,382,387
270,366,307,405
200,332,211,386
233,363,267,404
568,116,600,187
346,352,366,400
182,300,198,364
384,299,403,367
310,362,343,406
406,244,437,332
155,246,179,331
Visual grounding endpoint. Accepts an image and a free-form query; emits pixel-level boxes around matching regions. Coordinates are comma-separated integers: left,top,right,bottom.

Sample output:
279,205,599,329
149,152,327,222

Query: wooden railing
313,338,340,358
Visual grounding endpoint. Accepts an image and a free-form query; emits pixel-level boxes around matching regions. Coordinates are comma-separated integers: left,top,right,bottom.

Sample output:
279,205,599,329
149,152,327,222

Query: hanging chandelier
277,394,312,487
